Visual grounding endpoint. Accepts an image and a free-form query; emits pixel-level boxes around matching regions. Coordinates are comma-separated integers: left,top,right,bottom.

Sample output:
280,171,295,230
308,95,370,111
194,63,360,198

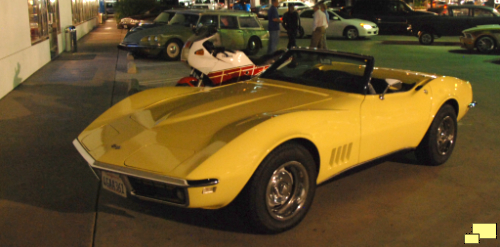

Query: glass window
220,16,238,29
48,0,61,33
451,8,469,17
28,0,49,43
169,13,199,26
238,17,260,28
71,0,99,25
199,15,219,26
473,9,493,17
154,12,173,24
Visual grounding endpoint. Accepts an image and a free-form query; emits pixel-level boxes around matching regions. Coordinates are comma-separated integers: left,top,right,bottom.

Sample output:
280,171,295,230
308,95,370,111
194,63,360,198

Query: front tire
345,27,359,40
419,31,434,45
475,36,496,54
244,142,317,233
415,104,457,166
163,40,182,60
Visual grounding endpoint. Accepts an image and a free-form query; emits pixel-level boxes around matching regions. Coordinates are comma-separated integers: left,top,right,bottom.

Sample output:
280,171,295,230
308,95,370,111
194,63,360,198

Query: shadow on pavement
448,49,500,56
382,41,460,46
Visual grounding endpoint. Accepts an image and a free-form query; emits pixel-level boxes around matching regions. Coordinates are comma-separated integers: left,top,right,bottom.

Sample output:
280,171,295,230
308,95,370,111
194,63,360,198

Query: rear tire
243,142,317,233
415,104,457,166
475,36,496,54
163,40,182,60
419,32,434,45
246,37,261,56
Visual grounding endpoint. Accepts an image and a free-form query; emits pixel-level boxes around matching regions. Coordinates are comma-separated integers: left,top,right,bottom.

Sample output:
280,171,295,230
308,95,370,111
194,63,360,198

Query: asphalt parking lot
1,19,499,247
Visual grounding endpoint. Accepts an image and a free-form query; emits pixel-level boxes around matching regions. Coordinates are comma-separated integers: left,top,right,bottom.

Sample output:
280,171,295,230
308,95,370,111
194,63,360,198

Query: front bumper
359,27,379,37
117,43,162,55
460,36,475,50
73,139,218,207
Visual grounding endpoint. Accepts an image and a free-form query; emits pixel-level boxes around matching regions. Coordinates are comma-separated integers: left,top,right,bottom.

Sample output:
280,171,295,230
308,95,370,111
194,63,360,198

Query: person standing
282,4,300,49
267,0,282,54
309,4,327,49
320,3,329,49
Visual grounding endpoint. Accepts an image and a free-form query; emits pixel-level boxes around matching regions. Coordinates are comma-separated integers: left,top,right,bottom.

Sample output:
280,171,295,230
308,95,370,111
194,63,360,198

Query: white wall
0,0,98,100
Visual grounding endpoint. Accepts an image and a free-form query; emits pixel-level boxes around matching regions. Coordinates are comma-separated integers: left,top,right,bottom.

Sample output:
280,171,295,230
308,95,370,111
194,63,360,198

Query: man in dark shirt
267,0,282,54
282,4,300,49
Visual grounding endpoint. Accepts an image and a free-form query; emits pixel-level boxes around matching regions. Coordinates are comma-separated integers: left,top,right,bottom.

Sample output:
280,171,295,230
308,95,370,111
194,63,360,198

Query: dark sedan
408,5,500,44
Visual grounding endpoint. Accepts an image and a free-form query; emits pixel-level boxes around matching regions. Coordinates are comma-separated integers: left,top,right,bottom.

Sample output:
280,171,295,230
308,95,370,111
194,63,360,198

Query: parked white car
284,9,379,40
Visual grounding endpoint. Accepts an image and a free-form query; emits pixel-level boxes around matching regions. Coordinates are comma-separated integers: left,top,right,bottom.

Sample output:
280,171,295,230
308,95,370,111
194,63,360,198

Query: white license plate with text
101,171,127,198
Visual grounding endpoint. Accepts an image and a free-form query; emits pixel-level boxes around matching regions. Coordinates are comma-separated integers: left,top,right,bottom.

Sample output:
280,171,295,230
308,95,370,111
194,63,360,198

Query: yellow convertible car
73,49,475,233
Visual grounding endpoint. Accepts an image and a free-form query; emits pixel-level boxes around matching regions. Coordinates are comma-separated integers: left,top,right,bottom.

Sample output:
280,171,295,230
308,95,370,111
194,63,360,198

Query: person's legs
290,31,296,49
267,30,279,54
310,28,321,48
322,29,328,49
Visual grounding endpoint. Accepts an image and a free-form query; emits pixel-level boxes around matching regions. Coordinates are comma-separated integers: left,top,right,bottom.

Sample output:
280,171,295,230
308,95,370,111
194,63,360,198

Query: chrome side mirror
379,79,402,100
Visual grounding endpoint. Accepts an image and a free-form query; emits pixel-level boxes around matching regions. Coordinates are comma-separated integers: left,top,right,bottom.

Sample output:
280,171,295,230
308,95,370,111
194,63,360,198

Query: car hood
78,80,331,174
123,24,190,43
463,24,500,33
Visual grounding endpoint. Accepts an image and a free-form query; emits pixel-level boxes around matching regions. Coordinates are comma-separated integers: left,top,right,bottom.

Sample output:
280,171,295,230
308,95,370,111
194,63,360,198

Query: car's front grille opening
128,177,187,205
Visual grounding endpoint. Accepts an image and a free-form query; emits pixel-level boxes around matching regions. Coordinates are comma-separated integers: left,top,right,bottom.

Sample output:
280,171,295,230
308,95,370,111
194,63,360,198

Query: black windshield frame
260,49,375,95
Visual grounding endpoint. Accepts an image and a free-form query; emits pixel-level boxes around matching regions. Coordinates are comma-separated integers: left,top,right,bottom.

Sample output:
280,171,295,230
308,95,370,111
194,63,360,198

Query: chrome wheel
436,116,455,156
415,104,457,166
266,161,309,221
346,28,359,40
166,42,180,58
476,36,495,53
419,32,434,45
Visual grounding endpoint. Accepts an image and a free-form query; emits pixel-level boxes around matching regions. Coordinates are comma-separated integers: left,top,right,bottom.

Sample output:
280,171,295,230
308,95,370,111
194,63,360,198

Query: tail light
184,41,192,48
194,49,204,55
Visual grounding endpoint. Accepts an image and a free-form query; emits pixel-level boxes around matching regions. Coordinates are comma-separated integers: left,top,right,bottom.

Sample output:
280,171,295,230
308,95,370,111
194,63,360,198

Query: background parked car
408,5,500,45
460,24,500,53
131,10,178,30
118,10,203,60
117,6,169,29
259,1,310,19
283,9,379,40
342,0,436,34
320,0,347,10
192,11,269,55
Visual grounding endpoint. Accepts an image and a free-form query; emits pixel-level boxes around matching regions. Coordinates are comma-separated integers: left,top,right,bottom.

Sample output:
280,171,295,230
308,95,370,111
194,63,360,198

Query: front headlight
131,19,139,24
465,33,473,39
360,23,372,29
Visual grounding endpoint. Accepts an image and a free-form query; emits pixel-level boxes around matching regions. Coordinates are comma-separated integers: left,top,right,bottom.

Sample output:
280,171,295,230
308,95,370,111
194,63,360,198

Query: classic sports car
73,49,475,233
118,10,203,60
460,24,500,53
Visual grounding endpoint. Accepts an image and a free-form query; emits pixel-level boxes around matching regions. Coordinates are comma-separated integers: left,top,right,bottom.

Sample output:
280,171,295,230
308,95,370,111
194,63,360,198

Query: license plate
102,171,127,198
124,25,128,29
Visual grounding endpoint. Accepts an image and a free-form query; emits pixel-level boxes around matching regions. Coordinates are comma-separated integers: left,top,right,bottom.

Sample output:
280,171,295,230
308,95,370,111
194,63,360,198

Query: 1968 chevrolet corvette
73,49,475,233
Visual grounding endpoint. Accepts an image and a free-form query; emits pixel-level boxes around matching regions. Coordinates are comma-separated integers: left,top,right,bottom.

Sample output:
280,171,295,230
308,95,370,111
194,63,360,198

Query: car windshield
168,13,200,26
154,12,173,24
260,50,372,94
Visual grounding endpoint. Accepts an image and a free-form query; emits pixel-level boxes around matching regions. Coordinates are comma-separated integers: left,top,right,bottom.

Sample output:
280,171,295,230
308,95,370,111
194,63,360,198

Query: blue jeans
267,30,279,55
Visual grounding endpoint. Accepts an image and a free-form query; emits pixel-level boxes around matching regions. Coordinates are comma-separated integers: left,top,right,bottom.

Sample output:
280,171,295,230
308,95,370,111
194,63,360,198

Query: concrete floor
0,19,499,247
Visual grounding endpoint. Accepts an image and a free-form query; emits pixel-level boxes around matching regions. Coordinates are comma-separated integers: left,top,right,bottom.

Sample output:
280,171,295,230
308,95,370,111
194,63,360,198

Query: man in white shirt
309,4,328,49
